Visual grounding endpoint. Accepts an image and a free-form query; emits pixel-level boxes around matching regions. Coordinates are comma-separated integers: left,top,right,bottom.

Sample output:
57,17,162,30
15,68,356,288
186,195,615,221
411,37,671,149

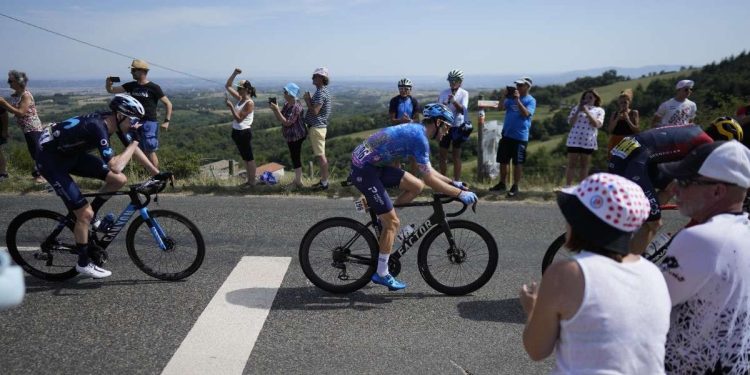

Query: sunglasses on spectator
676,178,724,188
6,79,12,84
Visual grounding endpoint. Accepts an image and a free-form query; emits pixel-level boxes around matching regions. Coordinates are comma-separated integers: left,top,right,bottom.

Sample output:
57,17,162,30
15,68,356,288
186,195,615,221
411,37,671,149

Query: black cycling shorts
36,150,110,211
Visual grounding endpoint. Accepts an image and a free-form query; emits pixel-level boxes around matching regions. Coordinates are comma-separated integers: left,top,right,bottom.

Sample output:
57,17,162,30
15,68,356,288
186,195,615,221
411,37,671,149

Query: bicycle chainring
88,244,109,266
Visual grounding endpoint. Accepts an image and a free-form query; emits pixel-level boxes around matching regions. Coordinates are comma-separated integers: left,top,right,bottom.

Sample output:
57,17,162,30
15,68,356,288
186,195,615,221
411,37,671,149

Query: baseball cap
659,140,750,188
514,77,532,88
283,82,300,98
676,79,694,90
557,173,650,255
130,59,150,70
313,67,329,78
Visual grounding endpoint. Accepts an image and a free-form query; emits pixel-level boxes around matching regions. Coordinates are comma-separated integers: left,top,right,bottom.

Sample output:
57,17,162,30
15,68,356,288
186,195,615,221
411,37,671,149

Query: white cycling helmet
397,78,412,87
109,94,145,120
447,69,464,82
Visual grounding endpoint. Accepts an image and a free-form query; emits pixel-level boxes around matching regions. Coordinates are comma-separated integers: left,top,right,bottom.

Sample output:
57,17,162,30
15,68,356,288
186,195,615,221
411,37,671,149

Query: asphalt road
0,193,580,374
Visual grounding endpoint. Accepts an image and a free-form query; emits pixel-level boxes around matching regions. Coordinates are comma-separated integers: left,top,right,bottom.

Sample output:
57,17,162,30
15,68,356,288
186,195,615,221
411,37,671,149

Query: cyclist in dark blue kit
351,103,478,290
609,121,743,254
36,94,159,278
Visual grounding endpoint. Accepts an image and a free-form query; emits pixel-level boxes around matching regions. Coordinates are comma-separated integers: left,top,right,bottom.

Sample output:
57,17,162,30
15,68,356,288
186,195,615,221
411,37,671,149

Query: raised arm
225,68,242,100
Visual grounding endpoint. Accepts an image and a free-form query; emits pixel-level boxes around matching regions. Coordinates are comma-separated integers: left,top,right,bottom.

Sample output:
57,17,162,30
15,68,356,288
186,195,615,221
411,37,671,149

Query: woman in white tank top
224,68,256,186
519,173,671,374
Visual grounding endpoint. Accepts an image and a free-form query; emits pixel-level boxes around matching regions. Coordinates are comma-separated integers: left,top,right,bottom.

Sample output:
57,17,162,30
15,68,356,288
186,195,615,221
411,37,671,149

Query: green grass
561,69,698,104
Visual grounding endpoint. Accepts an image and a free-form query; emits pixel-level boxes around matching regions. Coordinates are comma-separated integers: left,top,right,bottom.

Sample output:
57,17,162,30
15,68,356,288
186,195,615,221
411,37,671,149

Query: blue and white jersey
351,123,432,170
38,112,127,163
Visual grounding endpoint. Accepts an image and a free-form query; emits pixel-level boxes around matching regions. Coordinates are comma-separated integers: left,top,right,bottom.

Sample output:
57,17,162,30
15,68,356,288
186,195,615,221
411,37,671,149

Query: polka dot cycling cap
561,173,650,232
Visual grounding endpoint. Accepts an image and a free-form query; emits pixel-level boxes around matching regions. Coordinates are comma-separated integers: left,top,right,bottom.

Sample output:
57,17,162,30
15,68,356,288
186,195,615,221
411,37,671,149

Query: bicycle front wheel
541,233,568,274
6,209,78,281
417,220,498,296
126,210,205,281
299,217,379,294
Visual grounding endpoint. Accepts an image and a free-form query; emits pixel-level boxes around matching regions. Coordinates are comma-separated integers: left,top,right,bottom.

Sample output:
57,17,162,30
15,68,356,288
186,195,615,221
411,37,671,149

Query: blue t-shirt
502,94,536,142
388,95,419,120
351,123,431,169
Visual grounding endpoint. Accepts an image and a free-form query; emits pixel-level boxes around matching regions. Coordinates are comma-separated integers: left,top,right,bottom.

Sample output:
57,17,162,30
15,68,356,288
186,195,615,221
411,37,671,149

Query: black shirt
122,81,165,121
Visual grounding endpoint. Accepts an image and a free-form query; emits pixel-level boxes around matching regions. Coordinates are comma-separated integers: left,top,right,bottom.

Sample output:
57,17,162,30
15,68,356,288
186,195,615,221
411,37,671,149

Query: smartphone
268,97,277,104
109,76,121,83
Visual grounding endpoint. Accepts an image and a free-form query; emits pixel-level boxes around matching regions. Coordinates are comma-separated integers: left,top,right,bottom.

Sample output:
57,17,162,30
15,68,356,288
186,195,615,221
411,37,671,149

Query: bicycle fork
138,208,169,251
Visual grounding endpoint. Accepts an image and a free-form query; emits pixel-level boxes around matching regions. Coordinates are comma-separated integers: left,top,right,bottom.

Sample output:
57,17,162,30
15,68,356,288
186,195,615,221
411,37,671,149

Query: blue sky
0,0,746,81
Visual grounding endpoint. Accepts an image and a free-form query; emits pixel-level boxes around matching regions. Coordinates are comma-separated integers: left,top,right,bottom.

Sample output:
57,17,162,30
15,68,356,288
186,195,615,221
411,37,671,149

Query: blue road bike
6,173,205,281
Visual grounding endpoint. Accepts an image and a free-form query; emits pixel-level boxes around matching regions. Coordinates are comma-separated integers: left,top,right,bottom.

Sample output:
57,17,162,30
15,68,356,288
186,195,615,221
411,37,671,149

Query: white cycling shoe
75,263,112,279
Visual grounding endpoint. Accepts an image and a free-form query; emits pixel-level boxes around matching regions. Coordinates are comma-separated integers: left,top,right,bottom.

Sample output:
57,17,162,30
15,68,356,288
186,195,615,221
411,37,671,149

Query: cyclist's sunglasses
398,86,411,89
676,178,725,188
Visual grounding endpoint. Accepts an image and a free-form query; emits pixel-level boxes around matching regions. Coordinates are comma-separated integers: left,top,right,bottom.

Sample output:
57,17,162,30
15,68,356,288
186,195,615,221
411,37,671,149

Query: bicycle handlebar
132,171,174,196
433,193,477,217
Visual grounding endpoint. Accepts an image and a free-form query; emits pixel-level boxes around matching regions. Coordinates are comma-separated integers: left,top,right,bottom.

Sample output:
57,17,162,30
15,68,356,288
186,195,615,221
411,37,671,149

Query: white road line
161,256,291,375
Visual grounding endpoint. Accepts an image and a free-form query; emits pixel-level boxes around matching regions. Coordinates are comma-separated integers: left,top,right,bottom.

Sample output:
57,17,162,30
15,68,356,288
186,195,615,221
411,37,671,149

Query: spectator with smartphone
606,89,640,156
437,70,470,181
106,59,173,168
565,89,605,186
270,82,306,189
0,70,45,182
224,68,257,187
651,79,696,128
489,77,536,197
303,67,332,191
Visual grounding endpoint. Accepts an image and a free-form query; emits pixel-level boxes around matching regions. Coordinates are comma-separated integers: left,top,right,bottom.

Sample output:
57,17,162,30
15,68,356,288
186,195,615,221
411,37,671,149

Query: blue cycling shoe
370,273,406,291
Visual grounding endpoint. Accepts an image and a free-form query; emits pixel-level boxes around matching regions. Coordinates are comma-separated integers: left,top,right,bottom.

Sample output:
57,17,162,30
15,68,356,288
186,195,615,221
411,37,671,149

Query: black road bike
6,173,205,281
299,193,498,295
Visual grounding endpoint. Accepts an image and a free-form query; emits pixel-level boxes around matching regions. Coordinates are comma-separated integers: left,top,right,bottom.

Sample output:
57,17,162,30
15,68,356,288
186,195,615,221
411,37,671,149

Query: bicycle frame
363,194,467,261
50,187,168,252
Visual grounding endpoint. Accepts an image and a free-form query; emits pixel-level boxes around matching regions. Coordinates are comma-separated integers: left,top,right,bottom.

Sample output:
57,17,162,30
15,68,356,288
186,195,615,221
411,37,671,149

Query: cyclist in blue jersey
36,94,159,278
350,103,478,290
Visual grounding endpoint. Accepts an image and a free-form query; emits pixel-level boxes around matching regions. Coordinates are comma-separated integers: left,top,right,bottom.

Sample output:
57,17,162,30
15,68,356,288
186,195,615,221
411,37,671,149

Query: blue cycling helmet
422,103,455,125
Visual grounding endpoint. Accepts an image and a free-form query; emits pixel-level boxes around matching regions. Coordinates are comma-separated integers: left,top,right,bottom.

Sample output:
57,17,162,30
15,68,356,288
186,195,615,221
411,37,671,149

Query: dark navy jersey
611,124,713,164
39,112,131,163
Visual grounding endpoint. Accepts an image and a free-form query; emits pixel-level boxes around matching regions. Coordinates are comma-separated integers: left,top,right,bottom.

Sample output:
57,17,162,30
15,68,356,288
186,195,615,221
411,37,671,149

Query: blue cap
283,82,300,98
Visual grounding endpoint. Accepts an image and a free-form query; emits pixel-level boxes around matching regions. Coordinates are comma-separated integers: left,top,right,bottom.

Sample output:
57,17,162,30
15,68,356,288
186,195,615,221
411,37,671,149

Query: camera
505,85,517,98
109,76,121,83
268,97,277,104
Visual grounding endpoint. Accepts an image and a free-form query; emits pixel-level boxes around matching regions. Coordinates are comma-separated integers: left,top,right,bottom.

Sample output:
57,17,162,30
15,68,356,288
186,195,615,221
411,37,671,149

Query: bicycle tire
125,209,205,281
6,209,78,281
541,233,567,274
299,217,379,294
417,220,498,296
541,230,672,275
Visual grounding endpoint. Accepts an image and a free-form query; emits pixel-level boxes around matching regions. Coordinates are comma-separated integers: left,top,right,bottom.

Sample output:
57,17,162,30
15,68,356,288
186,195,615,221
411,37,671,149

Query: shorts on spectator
566,146,595,155
138,120,160,153
496,137,528,165
309,127,327,157
439,129,465,149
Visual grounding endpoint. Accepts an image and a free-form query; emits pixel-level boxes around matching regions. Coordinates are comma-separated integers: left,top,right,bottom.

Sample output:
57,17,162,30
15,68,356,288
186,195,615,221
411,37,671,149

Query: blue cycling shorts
350,163,405,215
36,150,110,211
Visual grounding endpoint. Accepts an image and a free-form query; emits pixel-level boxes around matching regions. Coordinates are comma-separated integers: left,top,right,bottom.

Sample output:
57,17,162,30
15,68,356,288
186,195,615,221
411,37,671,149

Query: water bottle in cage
93,213,116,233
397,224,416,242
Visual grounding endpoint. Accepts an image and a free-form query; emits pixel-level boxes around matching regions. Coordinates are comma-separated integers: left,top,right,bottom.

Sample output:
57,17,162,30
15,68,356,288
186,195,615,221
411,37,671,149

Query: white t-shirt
654,98,697,127
231,99,254,130
553,251,671,374
565,105,605,150
661,213,750,374
438,87,469,126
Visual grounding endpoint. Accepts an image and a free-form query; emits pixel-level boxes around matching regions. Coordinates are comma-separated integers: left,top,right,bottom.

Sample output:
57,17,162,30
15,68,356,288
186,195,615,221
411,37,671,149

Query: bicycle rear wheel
5,209,78,281
541,233,568,274
126,209,205,281
299,217,379,294
417,220,498,296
